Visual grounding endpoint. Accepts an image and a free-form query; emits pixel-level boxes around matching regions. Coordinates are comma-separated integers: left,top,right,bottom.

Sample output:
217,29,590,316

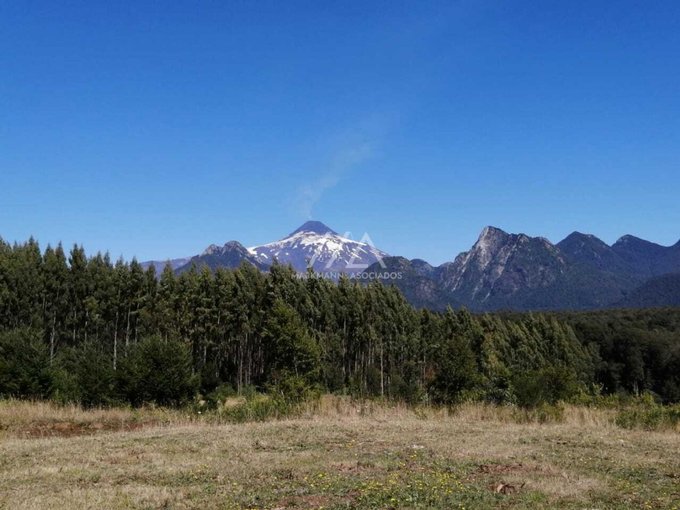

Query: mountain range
142,221,680,311
142,221,387,278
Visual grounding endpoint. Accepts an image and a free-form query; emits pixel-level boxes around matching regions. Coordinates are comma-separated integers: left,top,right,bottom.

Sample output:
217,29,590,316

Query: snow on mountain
248,221,388,274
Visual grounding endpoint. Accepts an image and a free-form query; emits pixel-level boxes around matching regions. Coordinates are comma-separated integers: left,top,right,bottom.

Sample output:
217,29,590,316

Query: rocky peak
202,240,247,256
223,240,247,251
477,225,510,245
471,226,511,269
202,244,221,256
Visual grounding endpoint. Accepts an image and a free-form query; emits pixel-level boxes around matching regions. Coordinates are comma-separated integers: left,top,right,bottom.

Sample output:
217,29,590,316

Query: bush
0,329,52,399
52,343,117,406
216,393,296,423
615,393,680,431
202,383,237,409
389,371,426,405
483,375,516,405
117,336,199,407
270,374,321,404
512,366,581,408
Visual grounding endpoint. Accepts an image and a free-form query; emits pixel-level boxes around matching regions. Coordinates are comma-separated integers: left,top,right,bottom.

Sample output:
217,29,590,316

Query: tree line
0,238,678,406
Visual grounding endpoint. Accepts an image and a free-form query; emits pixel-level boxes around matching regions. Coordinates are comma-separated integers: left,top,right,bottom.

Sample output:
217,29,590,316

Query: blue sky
1,1,679,265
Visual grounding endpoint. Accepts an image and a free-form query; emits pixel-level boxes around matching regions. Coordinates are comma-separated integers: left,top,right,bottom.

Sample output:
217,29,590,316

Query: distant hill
175,241,268,274
140,257,192,273
367,256,462,310
616,273,680,308
612,236,680,278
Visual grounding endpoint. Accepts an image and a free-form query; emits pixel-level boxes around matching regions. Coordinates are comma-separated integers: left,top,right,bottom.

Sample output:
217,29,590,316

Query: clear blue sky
2,1,679,265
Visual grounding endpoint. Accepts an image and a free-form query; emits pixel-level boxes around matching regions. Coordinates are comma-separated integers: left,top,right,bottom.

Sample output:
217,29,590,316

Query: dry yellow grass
0,399,195,439
0,397,678,509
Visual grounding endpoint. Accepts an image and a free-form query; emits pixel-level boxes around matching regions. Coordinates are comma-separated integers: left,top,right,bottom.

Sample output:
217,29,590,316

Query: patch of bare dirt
477,463,526,475
17,420,151,438
491,481,526,495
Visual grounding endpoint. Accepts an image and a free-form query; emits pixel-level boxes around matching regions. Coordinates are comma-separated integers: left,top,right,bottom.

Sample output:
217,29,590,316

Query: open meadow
0,397,678,510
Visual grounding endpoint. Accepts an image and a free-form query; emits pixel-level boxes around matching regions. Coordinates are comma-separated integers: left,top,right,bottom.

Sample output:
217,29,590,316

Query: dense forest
1,238,679,407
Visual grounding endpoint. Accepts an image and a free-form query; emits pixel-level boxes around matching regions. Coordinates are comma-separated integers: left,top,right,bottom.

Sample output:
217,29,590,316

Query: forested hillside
1,238,679,406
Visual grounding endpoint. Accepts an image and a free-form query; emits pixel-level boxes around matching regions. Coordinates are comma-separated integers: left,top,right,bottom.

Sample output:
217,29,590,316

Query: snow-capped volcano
248,220,388,274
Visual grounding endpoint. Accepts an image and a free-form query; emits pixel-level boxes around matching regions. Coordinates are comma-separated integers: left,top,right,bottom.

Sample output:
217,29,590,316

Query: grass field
0,398,678,509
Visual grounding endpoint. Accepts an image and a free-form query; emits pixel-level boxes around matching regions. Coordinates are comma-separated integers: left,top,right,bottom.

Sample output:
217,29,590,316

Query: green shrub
117,336,199,407
270,374,321,404
0,329,52,399
217,393,294,423
52,343,117,406
203,383,237,409
615,393,680,431
483,375,516,405
389,371,426,405
512,366,581,408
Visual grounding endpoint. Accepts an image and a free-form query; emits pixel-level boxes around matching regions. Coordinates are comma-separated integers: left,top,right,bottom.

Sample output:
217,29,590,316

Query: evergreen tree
263,299,321,384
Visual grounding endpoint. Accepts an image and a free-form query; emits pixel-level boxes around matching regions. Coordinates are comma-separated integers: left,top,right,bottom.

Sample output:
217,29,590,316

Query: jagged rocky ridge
365,226,680,311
